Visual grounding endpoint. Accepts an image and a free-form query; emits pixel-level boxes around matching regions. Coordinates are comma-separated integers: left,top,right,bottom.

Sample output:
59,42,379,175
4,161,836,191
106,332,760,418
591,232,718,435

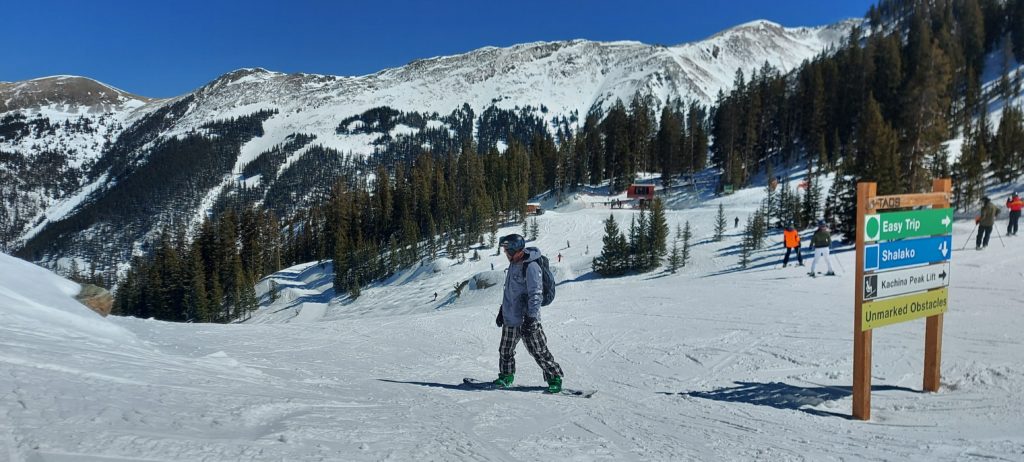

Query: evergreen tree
953,117,987,211
739,216,754,269
764,176,779,228
636,209,653,270
629,94,654,175
858,93,901,195
714,203,727,242
686,102,709,173
240,273,259,320
801,161,822,227
750,208,767,250
900,11,953,191
824,169,857,243
593,214,629,276
680,221,692,267
667,236,682,274
208,276,224,323
656,106,682,187
992,105,1024,181
648,198,669,263
529,217,540,241
604,101,633,192
184,249,209,323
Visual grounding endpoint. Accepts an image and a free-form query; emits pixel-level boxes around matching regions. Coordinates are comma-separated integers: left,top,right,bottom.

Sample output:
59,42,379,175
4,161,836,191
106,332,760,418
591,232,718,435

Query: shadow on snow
664,381,918,419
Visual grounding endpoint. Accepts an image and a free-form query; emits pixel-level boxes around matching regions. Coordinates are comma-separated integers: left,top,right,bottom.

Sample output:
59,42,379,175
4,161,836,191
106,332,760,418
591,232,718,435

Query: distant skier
433,292,438,301
734,217,740,228
566,240,571,248
975,196,1001,249
781,223,803,267
1006,192,1022,236
557,253,562,263
493,233,564,393
808,221,835,277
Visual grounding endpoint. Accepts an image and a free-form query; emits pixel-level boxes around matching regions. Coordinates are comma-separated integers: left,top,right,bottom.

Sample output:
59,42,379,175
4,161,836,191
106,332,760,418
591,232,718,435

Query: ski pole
994,224,1006,248
834,245,846,274
960,223,978,250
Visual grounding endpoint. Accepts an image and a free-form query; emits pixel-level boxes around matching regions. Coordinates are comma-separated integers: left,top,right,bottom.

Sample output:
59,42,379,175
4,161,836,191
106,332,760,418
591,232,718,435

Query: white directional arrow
941,215,952,228
939,240,949,258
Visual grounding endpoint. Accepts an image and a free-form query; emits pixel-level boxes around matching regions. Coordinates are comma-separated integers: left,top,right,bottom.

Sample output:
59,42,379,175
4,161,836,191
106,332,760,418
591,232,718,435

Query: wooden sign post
853,179,951,420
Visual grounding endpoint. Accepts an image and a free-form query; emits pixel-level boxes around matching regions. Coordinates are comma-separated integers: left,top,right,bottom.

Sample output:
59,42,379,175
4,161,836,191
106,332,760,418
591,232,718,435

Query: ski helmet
499,234,526,253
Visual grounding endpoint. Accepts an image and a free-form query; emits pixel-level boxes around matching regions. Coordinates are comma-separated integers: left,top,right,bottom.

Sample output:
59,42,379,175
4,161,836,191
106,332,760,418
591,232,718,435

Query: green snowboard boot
493,373,514,388
546,376,562,393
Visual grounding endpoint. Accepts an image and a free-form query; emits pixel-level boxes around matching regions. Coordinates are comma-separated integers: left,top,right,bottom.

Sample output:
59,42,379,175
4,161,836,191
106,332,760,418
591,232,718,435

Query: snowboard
462,378,596,398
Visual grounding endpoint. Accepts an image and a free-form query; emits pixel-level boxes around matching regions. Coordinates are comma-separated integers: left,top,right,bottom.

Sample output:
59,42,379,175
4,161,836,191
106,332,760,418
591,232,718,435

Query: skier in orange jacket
1007,192,1023,236
781,224,803,267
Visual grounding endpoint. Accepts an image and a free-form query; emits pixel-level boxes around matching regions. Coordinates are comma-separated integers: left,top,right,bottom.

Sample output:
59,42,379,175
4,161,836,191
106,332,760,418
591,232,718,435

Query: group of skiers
781,221,836,277
974,192,1023,249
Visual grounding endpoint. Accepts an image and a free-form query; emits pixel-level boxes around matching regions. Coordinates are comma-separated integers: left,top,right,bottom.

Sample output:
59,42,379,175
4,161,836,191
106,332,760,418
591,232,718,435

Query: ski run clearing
2,182,1023,461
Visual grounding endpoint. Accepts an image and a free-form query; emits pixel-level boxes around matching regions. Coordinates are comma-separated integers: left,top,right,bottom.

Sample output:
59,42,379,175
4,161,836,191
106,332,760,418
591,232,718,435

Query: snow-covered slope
3,179,1022,460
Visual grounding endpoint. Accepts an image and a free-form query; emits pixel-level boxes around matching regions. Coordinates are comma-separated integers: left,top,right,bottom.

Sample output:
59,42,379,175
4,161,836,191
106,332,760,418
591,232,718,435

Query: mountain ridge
0,17,858,272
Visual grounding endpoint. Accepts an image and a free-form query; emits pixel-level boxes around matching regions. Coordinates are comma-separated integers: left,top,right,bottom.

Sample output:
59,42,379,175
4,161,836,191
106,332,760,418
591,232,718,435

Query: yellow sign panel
861,288,948,331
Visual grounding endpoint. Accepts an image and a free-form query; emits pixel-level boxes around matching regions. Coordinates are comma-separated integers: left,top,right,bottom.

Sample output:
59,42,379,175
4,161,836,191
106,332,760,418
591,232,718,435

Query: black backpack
522,247,556,306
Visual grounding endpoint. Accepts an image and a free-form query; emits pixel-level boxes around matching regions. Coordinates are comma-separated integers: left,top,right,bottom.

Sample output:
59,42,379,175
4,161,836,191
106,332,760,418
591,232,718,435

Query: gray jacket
500,247,543,327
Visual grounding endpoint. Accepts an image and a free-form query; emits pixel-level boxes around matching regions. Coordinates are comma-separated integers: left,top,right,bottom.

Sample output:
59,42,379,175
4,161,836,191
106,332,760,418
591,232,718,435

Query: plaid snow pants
498,322,563,381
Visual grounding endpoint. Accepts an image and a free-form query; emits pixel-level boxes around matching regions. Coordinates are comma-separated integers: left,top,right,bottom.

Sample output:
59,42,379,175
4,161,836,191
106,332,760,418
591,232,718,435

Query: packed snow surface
2,184,1024,461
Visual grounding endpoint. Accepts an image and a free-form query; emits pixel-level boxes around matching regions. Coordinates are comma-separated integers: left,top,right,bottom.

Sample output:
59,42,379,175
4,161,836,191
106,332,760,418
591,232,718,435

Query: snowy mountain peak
208,67,284,86
0,75,153,114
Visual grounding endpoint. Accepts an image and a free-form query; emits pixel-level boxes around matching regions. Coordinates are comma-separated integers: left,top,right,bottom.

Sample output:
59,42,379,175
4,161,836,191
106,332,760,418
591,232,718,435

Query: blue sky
3,0,878,97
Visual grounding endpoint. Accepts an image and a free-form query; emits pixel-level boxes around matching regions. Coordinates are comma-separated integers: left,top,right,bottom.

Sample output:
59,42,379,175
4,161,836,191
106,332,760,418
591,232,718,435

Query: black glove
522,316,538,334
495,308,504,327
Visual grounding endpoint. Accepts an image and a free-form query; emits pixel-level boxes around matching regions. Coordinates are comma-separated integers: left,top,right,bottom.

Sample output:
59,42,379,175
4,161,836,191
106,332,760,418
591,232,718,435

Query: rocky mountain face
0,19,857,276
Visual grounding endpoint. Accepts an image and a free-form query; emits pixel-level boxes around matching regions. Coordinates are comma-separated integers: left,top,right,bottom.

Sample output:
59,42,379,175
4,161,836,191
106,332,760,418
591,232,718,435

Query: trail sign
864,208,953,242
861,288,948,331
853,179,951,421
863,235,952,272
863,262,950,301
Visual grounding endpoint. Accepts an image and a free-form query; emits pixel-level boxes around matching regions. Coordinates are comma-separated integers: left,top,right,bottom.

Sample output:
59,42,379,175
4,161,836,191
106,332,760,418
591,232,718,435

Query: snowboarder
1006,192,1022,236
433,292,438,301
976,196,1000,249
808,221,835,277
781,224,803,267
493,233,564,393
